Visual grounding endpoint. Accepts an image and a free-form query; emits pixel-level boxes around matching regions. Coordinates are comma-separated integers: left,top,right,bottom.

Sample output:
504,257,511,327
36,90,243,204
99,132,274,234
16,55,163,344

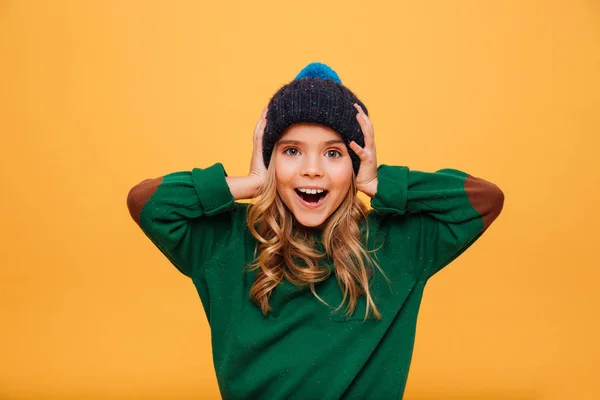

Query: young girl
127,62,504,400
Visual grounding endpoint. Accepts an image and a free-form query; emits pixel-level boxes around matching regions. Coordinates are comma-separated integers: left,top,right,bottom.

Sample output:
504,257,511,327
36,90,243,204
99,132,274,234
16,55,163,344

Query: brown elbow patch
127,177,163,226
464,175,504,229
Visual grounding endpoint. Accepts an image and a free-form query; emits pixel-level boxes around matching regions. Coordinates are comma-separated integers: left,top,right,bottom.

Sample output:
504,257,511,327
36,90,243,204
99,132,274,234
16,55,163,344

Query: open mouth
294,189,329,206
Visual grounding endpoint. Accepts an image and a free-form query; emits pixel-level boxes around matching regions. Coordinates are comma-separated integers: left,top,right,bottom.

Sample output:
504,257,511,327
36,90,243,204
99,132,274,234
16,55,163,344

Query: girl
127,62,504,400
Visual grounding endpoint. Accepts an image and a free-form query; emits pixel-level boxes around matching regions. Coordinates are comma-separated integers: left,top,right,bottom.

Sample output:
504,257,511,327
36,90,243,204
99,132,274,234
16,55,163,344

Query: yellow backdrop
1,1,599,399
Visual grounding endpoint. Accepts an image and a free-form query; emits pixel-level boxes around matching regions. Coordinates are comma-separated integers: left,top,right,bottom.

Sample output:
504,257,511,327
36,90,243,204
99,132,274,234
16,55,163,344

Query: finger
353,104,372,131
254,107,268,139
353,104,374,149
349,141,366,160
254,119,262,137
353,103,369,121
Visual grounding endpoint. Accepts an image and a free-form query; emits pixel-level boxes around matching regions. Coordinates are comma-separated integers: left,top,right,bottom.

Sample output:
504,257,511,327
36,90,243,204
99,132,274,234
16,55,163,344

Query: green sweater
127,163,504,400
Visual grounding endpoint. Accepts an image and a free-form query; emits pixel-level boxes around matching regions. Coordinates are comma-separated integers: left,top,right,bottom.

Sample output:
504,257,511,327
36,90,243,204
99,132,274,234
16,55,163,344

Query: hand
248,106,268,186
349,103,378,198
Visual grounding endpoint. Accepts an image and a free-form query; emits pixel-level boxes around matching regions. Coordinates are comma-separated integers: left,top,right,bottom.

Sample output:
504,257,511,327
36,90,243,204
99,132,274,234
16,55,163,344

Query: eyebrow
277,139,345,146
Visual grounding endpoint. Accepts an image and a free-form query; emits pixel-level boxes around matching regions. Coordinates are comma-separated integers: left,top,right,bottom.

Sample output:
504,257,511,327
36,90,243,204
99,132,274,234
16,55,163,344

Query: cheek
328,164,353,190
274,160,295,187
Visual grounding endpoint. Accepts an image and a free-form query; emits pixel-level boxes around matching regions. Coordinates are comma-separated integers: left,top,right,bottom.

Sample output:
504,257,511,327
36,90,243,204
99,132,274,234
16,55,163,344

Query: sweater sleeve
371,164,504,281
126,162,242,278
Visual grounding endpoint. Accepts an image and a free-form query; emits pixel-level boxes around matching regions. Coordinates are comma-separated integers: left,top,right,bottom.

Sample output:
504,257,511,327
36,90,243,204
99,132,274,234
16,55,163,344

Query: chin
294,215,327,229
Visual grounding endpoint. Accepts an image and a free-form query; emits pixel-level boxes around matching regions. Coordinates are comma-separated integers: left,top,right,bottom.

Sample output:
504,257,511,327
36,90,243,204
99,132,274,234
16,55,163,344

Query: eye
283,147,299,156
326,149,342,158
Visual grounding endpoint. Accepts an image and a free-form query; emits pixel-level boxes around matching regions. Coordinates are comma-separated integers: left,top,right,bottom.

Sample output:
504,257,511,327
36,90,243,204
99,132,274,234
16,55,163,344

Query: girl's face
274,123,354,230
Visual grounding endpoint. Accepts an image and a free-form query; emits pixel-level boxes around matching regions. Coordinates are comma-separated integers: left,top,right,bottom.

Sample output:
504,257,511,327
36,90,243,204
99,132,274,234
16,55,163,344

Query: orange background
1,1,599,399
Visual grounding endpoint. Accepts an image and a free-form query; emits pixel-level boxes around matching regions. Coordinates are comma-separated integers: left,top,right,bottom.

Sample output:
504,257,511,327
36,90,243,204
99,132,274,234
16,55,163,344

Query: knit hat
262,62,369,175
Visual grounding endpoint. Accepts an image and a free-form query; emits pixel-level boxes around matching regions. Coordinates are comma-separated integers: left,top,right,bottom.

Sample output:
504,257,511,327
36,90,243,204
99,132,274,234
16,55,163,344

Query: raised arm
348,105,503,280
370,164,504,280
127,107,268,278
127,163,260,277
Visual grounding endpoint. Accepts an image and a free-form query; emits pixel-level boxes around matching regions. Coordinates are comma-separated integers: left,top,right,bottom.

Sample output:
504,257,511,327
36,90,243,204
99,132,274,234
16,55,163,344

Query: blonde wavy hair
245,148,388,321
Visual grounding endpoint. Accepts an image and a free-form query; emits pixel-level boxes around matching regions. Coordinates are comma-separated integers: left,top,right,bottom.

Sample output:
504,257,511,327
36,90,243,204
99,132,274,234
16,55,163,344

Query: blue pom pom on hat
294,62,342,84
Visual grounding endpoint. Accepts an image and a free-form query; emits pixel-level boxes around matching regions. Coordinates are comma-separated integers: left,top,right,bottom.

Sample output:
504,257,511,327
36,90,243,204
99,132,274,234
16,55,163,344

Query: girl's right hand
248,106,268,185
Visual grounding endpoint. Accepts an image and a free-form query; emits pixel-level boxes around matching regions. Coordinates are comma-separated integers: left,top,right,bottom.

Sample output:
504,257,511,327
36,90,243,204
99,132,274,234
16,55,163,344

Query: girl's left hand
350,103,378,197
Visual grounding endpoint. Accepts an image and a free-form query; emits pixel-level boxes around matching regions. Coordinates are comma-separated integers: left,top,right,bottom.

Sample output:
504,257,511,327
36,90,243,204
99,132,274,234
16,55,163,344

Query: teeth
297,188,324,194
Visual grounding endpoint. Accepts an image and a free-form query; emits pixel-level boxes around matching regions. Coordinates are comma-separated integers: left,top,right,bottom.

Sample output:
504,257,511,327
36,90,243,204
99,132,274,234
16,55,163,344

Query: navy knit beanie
262,62,369,175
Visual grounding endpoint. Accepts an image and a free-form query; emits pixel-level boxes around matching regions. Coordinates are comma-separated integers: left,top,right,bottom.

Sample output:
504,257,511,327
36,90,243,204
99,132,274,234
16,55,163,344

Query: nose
301,154,323,178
